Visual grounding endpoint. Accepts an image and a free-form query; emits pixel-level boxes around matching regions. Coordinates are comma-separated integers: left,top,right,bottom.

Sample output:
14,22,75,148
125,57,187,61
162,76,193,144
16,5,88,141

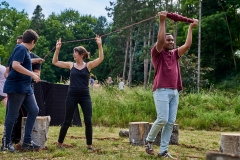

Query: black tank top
68,64,89,92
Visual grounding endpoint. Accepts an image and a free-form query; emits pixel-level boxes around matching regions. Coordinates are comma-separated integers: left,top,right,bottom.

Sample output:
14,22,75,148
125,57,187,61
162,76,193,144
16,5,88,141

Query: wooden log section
119,129,129,137
129,122,150,146
220,133,240,156
149,123,179,145
21,116,51,149
206,151,240,160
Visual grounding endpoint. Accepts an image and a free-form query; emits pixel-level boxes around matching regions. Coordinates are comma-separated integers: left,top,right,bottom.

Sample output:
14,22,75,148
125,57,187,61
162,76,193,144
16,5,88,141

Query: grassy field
0,86,239,159
0,125,223,160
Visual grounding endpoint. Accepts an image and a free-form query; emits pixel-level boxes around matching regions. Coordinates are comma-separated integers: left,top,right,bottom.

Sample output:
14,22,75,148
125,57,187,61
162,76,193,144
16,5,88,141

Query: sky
5,0,114,22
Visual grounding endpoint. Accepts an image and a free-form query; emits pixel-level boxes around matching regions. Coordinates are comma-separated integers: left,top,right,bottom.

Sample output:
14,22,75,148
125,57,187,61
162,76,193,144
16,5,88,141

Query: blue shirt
3,44,33,94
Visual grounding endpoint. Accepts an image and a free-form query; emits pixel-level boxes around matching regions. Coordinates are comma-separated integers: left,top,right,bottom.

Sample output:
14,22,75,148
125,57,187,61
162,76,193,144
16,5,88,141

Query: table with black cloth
34,81,82,127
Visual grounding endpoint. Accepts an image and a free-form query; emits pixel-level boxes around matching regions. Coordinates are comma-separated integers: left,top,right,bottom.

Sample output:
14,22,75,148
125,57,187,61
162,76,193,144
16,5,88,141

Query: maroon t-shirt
151,45,182,91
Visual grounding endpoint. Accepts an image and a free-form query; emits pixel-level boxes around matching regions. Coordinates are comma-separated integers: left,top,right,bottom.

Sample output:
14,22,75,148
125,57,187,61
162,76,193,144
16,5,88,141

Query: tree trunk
21,116,51,149
122,40,129,80
206,151,240,160
148,20,155,85
220,133,240,156
144,34,148,89
127,20,133,86
129,122,150,146
119,129,129,137
220,4,236,70
149,123,179,145
144,59,149,88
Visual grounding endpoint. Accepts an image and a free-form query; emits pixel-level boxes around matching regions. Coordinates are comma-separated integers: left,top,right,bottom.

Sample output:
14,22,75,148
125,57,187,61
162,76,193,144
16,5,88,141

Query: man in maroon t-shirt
144,11,198,158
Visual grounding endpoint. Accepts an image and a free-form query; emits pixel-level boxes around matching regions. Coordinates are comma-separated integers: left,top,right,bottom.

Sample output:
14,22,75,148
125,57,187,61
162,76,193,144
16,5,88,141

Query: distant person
0,58,7,107
52,34,104,151
89,76,94,86
106,77,113,85
1,29,41,152
119,78,124,90
93,80,100,89
16,36,22,44
144,11,198,158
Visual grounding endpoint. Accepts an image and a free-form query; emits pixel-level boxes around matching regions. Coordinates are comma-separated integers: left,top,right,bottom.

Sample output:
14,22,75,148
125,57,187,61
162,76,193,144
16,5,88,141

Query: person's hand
32,58,45,64
34,71,40,77
190,18,198,28
158,11,168,22
56,38,62,50
95,34,102,46
32,73,40,83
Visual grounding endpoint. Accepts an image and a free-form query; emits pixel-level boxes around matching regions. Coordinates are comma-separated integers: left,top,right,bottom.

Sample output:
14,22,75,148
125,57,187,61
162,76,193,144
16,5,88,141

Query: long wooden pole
197,0,202,93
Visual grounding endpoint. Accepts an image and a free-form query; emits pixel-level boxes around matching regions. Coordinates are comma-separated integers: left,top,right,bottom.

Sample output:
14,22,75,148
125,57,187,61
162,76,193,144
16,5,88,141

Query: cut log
21,116,51,149
220,133,240,156
119,129,129,137
149,123,179,145
129,122,150,146
206,151,240,160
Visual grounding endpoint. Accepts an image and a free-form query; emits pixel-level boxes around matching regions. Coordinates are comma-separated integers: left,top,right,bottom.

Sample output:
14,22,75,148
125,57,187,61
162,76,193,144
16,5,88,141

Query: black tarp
34,81,82,126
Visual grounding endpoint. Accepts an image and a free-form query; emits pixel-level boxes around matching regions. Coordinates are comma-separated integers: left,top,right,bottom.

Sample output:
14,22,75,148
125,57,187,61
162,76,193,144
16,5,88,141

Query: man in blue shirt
1,29,41,152
8,35,44,145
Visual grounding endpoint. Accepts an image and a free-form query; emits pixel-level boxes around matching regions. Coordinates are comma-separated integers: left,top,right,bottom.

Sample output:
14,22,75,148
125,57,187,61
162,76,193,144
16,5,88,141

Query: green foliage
180,53,213,93
0,102,5,124
0,44,8,64
178,90,240,131
234,104,240,115
0,1,30,64
89,87,240,131
91,86,155,127
0,0,240,90
216,72,240,93
1,87,240,132
30,5,45,35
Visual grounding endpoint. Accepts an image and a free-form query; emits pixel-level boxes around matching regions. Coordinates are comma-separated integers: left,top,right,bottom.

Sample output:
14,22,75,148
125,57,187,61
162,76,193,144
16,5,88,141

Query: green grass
0,86,239,159
0,125,222,160
90,86,240,131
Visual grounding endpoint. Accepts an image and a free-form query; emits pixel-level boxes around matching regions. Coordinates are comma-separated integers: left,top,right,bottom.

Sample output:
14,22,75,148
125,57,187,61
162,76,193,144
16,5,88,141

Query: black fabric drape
34,81,82,126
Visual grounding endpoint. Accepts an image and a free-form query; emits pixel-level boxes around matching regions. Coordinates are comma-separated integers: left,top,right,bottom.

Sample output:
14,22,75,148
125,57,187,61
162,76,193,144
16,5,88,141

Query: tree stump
149,123,179,145
21,116,51,149
129,122,150,146
119,129,129,137
206,151,240,160
220,133,240,156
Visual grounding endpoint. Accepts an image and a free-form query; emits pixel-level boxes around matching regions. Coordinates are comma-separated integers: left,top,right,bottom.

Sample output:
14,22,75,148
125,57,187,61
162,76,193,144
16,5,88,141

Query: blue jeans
146,88,179,153
4,93,39,144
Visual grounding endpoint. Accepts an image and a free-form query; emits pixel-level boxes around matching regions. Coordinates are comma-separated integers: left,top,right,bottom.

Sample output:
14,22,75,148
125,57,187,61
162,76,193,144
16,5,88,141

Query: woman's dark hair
74,46,90,60
22,29,39,44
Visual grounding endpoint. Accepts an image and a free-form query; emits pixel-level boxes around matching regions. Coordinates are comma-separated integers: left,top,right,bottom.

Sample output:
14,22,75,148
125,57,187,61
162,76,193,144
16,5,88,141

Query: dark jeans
58,91,92,145
4,93,39,144
11,106,27,144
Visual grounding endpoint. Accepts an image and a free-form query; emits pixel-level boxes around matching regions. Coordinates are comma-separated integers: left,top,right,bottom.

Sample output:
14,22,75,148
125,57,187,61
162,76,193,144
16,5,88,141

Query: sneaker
1,143,17,152
144,140,154,155
88,147,95,152
158,150,176,159
22,141,40,151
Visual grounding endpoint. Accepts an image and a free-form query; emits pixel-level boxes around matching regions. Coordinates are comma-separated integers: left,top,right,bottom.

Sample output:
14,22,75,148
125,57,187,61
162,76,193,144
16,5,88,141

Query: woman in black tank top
52,35,104,151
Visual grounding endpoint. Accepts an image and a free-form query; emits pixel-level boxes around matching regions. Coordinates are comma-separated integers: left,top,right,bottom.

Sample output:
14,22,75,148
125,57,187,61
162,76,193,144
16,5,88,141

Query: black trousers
58,91,92,145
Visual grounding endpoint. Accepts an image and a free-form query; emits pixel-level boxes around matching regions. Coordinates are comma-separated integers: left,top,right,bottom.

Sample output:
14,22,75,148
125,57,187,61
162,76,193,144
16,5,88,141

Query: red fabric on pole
167,12,194,23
